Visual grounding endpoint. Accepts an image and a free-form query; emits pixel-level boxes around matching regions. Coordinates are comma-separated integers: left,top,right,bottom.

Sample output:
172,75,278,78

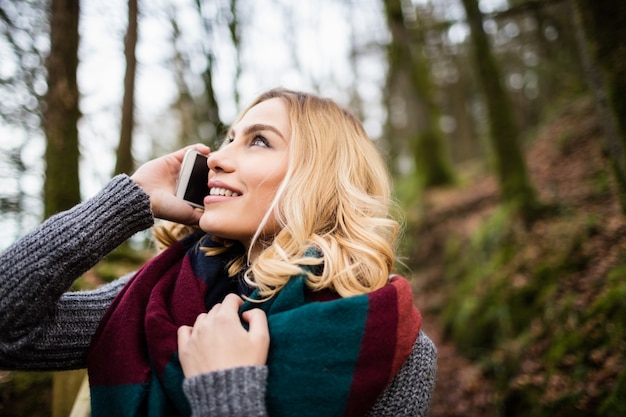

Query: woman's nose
207,148,234,173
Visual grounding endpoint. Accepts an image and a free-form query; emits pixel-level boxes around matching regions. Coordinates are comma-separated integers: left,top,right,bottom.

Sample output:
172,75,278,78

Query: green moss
438,201,626,416
441,208,527,358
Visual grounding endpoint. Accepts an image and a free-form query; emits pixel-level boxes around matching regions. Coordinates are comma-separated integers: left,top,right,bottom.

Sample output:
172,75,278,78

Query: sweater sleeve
366,331,437,417
0,175,154,370
183,366,269,417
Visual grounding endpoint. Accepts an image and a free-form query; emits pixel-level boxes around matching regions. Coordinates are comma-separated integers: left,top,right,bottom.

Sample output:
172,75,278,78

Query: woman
0,88,436,416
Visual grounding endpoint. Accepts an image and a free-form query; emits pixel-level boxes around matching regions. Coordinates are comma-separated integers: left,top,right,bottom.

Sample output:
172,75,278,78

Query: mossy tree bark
460,0,538,217
114,0,138,175
43,0,80,219
383,0,455,188
569,0,626,213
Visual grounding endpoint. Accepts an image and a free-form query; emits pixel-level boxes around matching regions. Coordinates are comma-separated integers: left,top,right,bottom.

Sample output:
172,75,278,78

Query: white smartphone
175,149,209,209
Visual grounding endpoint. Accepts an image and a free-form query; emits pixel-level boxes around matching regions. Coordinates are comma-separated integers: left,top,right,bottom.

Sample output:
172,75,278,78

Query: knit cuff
183,366,268,417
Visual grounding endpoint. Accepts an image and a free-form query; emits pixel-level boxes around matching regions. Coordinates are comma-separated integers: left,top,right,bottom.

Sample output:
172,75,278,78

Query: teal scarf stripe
160,355,191,416
265,295,368,416
90,384,148,417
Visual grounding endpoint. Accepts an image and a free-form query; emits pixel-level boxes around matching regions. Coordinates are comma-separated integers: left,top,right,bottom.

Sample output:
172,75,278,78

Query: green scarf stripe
159,355,191,416
91,384,149,417
263,294,369,416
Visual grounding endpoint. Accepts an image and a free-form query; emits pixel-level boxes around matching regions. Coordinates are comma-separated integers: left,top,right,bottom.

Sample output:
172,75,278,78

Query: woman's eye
251,135,269,147
220,136,235,148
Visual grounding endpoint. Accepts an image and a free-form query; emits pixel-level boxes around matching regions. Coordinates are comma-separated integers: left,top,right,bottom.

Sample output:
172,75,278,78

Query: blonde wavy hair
155,88,401,299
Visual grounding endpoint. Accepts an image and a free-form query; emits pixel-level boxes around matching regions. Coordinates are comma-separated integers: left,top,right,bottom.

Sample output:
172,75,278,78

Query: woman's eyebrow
244,124,286,141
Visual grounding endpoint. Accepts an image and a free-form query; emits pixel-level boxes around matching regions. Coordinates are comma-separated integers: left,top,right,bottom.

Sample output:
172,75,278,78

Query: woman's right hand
177,294,270,377
131,144,210,225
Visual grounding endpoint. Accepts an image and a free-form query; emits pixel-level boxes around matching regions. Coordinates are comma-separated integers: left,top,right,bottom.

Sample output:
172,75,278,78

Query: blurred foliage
71,243,156,291
0,371,52,417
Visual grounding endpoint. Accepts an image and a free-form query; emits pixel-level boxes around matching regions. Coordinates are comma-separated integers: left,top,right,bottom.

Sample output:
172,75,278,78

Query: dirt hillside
409,96,626,416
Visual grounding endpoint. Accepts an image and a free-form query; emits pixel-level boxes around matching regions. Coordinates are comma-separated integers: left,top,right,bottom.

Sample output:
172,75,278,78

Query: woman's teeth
209,187,240,197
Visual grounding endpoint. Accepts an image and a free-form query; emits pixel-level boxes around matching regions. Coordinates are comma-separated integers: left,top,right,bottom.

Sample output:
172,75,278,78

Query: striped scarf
87,233,421,417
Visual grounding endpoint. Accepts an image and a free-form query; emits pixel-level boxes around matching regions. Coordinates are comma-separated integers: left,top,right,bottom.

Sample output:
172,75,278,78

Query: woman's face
199,97,290,249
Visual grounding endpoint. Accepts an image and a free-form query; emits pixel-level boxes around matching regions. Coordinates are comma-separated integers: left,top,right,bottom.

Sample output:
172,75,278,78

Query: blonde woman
0,88,436,416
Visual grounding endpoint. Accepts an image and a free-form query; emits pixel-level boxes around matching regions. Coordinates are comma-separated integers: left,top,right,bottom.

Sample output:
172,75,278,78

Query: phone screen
184,153,209,206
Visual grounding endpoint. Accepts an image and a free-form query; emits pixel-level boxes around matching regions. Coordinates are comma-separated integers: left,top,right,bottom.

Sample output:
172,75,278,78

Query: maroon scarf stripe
391,276,422,375
344,281,400,416
344,277,421,416
88,240,189,386
146,255,208,379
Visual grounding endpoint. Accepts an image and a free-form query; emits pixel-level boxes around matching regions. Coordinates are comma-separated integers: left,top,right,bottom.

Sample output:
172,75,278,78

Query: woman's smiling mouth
209,187,240,197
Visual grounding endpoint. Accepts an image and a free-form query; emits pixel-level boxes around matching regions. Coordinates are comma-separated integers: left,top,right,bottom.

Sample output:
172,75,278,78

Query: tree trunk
201,60,226,147
569,0,626,213
227,0,241,109
169,15,196,149
460,0,538,216
444,52,481,163
43,0,81,219
194,0,226,147
383,0,455,188
43,0,82,415
114,0,138,175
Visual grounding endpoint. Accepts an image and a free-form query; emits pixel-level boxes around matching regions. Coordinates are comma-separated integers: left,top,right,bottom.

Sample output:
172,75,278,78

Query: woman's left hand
131,144,210,225
177,293,270,378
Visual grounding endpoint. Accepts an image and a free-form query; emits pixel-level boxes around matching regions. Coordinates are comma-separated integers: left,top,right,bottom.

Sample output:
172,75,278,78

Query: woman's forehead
231,98,291,139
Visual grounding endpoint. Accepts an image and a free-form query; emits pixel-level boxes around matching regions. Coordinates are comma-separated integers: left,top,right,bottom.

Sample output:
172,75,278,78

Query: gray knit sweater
0,175,436,416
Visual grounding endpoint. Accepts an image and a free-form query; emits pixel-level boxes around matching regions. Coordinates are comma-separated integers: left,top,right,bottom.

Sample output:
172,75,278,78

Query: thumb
243,309,269,343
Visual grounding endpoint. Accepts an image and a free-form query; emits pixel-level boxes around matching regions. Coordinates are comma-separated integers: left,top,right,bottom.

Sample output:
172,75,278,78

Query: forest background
0,0,625,416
